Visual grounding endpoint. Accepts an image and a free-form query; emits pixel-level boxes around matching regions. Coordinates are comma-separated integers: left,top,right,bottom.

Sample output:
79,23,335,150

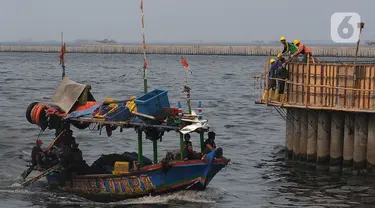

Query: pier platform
254,60,375,173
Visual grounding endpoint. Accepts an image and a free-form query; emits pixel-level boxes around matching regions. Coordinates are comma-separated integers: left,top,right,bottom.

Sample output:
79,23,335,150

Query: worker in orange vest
291,40,314,63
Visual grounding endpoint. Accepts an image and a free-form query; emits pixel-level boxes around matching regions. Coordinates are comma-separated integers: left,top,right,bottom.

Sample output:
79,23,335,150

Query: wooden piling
286,109,294,159
367,114,375,172
1,45,375,57
317,110,331,167
307,110,318,163
293,109,301,161
330,112,344,171
353,113,368,170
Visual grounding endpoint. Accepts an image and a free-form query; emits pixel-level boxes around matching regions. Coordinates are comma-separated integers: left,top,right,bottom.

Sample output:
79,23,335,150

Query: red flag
140,0,143,11
59,43,66,65
181,56,189,68
143,57,148,69
142,15,145,28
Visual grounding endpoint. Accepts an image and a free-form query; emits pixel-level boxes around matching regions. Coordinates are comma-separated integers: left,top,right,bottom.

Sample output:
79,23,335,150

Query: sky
0,0,374,44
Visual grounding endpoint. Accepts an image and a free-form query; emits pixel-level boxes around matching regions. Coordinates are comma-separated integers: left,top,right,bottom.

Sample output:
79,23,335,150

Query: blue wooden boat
22,76,230,202
45,150,228,202
20,1,229,201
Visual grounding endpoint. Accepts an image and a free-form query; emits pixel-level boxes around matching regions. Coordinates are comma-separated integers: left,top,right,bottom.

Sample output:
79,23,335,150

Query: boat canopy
50,76,95,113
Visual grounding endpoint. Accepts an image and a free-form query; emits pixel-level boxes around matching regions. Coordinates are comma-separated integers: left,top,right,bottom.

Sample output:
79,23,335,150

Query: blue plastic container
134,89,170,116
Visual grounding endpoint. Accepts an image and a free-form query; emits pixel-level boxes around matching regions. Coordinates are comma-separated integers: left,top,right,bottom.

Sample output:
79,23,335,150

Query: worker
280,36,298,57
275,54,288,102
291,40,314,63
183,133,194,160
261,59,278,102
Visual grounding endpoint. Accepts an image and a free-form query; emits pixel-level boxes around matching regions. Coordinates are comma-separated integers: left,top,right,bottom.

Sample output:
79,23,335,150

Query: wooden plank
344,66,348,107
320,64,324,106
324,65,328,106
314,64,318,106
298,64,305,104
310,65,316,106
306,63,311,106
371,66,374,110
303,63,306,106
367,66,372,109
335,65,339,107
352,65,357,108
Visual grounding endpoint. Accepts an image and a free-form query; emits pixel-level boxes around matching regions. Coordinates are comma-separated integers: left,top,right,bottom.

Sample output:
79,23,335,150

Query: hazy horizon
1,0,375,44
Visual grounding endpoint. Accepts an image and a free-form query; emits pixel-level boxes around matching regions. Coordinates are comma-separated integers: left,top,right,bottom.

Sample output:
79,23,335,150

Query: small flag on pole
181,56,192,74
181,56,189,68
59,43,66,65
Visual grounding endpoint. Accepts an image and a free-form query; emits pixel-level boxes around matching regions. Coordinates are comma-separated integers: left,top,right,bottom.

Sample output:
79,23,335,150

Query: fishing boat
19,0,229,203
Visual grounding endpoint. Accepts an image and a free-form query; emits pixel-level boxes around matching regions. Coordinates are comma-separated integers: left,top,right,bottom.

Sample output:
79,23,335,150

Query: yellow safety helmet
280,36,286,41
293,39,300,45
270,59,275,64
277,53,282,59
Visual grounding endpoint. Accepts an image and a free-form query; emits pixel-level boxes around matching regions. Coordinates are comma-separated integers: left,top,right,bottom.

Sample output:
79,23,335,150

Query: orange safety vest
296,43,312,55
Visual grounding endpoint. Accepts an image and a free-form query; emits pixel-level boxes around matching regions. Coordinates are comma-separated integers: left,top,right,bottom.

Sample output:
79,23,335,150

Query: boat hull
46,155,229,202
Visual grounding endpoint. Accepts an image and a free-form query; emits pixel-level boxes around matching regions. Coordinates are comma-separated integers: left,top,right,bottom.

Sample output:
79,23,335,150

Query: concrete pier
299,110,308,162
330,112,344,171
367,114,375,172
286,109,294,159
343,114,354,170
307,110,318,163
353,113,368,170
256,60,375,174
317,111,331,167
1,45,375,57
293,109,301,161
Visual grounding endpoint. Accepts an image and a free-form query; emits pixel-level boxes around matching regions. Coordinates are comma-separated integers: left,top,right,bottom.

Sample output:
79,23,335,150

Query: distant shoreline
0,45,374,57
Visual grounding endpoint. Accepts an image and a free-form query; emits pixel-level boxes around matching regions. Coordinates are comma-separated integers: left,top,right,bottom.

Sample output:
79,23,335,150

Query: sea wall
1,45,375,57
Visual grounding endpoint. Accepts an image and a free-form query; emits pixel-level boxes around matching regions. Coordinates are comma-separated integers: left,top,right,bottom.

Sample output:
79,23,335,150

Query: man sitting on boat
201,131,217,160
183,133,201,160
21,139,46,179
31,139,46,170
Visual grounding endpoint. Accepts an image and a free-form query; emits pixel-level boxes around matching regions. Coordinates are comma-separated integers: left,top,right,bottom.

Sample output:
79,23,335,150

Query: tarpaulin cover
63,103,102,120
50,77,88,113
